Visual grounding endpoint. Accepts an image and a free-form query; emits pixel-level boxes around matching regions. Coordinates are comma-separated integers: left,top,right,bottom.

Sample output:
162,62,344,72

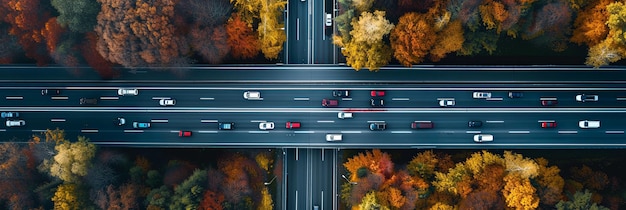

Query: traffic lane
285,149,298,210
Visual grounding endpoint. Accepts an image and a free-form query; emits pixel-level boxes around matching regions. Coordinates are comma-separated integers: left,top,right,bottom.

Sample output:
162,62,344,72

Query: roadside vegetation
340,149,622,209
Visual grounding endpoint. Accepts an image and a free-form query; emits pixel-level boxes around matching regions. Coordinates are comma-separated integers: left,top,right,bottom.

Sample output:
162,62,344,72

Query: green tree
49,136,96,183
170,169,208,210
51,0,100,33
358,191,390,210
146,185,172,209
555,190,609,210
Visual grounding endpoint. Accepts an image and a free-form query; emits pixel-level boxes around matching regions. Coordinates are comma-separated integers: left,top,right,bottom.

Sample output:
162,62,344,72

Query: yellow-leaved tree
257,187,274,210
49,136,96,183
502,174,540,209
340,10,394,71
52,183,83,210
503,151,539,179
258,0,287,59
358,191,390,210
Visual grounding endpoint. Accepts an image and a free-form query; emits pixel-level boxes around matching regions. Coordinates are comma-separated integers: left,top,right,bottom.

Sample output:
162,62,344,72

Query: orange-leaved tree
226,14,260,59
390,12,436,67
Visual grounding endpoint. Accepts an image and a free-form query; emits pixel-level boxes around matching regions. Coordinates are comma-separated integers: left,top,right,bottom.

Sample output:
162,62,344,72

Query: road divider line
0,129,6,132
5,96,23,100
606,130,625,134
342,98,353,101
151,119,168,123
251,120,266,123
392,131,412,134
294,131,314,134
392,98,409,101
198,130,218,133
50,119,66,122
366,120,386,123
152,97,171,100
124,130,144,133
201,120,218,123
486,120,504,123
249,131,269,134
540,97,558,100
200,97,215,100
538,120,556,122
466,130,481,134
317,120,334,123
341,131,361,134
51,96,68,100
437,97,455,100
617,97,626,101
486,97,503,101
100,96,119,100
293,97,309,101
81,129,98,133
558,130,578,134
169,130,179,133
32,130,47,132
509,130,530,134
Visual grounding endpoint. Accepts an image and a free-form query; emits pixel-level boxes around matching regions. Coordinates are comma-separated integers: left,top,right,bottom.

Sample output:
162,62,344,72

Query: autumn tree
502,174,539,209
189,25,230,64
230,0,261,25
95,0,188,67
177,0,231,27
343,149,394,181
555,190,610,210
534,158,564,205
258,187,274,210
0,142,36,209
163,160,197,188
459,30,500,55
52,183,84,210
170,169,208,210
430,20,464,62
503,151,538,179
257,0,287,59
80,32,117,79
474,163,506,192
1,0,52,65
145,185,172,209
49,136,96,183
226,14,260,59
390,13,436,66
570,0,612,47
407,150,439,180
358,191,390,210
0,25,22,64
459,190,505,210
51,0,100,33
340,11,394,71
198,190,224,210
352,0,374,12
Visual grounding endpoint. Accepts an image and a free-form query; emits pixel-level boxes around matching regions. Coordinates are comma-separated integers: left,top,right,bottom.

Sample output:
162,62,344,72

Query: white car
325,13,332,26
159,98,176,106
259,122,275,130
575,94,598,102
338,112,353,119
473,92,492,99
326,134,342,141
439,99,455,107
244,91,261,100
579,120,600,128
6,120,25,127
118,88,138,96
473,134,493,142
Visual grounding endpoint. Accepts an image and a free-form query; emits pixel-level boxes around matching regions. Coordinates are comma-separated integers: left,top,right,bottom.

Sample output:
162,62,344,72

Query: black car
370,98,384,107
468,121,483,128
41,89,61,95
80,98,98,105
508,92,523,98
369,122,386,131
332,90,350,98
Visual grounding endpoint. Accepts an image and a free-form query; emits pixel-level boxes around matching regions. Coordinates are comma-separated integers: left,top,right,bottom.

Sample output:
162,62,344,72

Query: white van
338,112,353,119
326,134,342,141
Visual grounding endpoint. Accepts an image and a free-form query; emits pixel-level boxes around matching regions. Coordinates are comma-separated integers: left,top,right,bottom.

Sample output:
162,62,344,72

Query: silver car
579,120,600,128
474,134,493,142
259,122,275,130
6,120,25,127
439,99,455,107
159,98,176,106
118,88,138,96
326,134,342,141
244,91,261,100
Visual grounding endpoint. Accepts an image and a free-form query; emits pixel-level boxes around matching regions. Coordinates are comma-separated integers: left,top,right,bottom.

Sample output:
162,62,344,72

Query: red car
541,122,557,128
286,122,301,129
541,100,558,106
370,90,385,97
179,131,192,137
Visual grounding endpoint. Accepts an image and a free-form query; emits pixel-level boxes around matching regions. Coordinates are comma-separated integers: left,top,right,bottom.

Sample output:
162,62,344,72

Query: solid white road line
200,120,218,123
100,96,119,100
466,130,481,134
606,130,625,134
151,119,168,123
392,131,412,134
341,131,362,134
81,129,98,133
486,120,504,123
537,120,556,122
294,131,314,134
5,96,23,100
124,130,144,133
198,130,218,133
617,97,626,101
317,120,334,123
509,130,530,134
366,120,386,123
50,119,66,122
392,98,409,101
249,131,269,134
294,97,309,101
51,96,68,100
540,97,558,100
341,98,353,101
558,130,578,134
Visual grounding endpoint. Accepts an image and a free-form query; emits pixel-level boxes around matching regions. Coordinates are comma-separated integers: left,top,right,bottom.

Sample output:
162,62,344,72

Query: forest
2,0,626,76
340,149,624,210
0,129,280,209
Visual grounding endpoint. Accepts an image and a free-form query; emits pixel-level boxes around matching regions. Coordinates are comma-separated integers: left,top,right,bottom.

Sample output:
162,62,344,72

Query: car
259,122,275,130
439,99,455,107
219,122,234,130
117,117,125,126
473,92,492,99
370,90,385,97
322,99,338,107
370,98,384,107
1,112,19,118
325,13,332,26
326,134,342,141
411,121,433,129
338,112,353,119
5,120,25,127
508,92,523,98
468,121,483,128
369,122,386,131
541,121,557,128
576,94,598,102
243,91,261,100
133,122,151,129
41,89,61,95
159,98,176,106
579,120,600,129
80,98,98,105
179,130,192,137
286,121,301,129
333,90,349,98
117,88,138,96
541,99,558,106
474,134,494,143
